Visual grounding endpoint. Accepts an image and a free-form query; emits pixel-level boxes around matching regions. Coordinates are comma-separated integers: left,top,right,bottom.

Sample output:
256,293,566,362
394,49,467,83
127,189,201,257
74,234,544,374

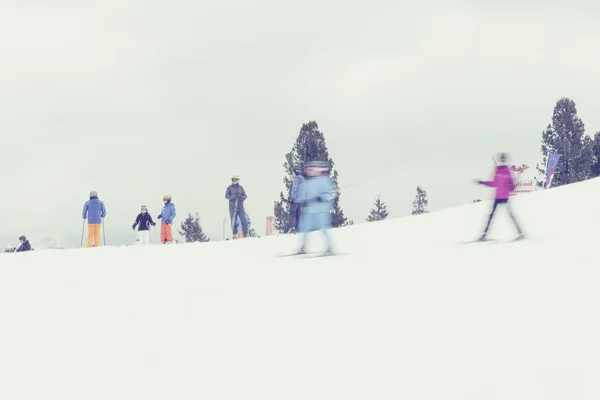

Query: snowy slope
0,179,599,400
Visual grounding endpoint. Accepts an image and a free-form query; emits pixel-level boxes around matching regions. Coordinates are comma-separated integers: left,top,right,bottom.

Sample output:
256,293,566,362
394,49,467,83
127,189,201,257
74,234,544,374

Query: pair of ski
278,251,346,258
462,235,525,244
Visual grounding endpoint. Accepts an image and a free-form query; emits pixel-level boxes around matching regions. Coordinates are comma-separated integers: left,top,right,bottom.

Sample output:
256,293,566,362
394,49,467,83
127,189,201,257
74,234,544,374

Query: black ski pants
289,202,303,231
483,198,522,234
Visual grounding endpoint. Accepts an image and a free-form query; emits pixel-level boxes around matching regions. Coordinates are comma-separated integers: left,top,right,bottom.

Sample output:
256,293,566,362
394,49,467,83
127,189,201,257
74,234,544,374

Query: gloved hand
151,222,156,226
132,224,136,230
157,215,162,219
473,179,482,184
165,220,172,225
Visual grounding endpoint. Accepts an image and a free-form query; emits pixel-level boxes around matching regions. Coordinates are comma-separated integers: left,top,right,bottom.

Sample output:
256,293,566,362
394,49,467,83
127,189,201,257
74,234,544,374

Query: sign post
509,164,534,195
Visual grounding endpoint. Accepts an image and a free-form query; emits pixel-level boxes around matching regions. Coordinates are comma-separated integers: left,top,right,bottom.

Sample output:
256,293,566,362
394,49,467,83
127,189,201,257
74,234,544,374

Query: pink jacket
481,165,515,199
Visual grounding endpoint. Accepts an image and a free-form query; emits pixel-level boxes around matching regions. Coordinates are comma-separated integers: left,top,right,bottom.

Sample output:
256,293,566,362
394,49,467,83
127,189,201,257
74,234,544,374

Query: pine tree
411,186,428,215
366,195,389,222
273,121,350,232
591,132,600,178
536,97,593,187
178,212,210,243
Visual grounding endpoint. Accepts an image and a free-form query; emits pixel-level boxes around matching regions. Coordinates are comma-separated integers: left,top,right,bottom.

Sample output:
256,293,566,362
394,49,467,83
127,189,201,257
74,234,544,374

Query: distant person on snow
157,195,176,244
295,160,338,255
132,205,156,245
236,214,259,238
16,236,32,252
82,191,106,247
474,152,524,241
225,175,248,238
289,167,306,233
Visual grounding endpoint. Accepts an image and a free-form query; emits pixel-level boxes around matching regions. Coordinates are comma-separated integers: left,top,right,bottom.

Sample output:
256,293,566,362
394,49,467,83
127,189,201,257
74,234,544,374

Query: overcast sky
1,0,600,246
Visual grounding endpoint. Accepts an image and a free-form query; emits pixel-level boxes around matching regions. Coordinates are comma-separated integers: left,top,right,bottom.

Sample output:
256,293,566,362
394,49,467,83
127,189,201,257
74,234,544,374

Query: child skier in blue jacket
236,214,259,238
157,195,176,243
296,161,337,255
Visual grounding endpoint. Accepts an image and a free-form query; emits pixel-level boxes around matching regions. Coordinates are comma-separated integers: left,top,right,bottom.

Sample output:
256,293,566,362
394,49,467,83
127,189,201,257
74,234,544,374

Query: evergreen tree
366,195,389,222
411,186,428,215
591,132,600,178
178,212,210,243
536,97,593,187
273,121,350,232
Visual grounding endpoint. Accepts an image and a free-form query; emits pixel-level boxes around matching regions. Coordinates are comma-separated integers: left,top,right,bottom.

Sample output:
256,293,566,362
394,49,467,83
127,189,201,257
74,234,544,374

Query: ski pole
80,219,85,247
102,218,106,246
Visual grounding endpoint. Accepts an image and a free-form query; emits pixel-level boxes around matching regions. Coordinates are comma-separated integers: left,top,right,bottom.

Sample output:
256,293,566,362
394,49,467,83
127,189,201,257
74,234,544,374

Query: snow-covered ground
1,178,598,399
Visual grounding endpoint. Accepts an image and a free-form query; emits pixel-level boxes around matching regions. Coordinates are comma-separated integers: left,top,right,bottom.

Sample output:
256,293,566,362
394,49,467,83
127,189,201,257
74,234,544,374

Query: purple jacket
82,197,106,224
481,165,515,199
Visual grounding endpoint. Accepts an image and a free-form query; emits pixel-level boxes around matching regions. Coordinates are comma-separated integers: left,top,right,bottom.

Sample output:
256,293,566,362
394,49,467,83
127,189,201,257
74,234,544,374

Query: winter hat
163,195,172,201
305,160,329,172
19,235,26,241
90,191,98,198
232,174,240,180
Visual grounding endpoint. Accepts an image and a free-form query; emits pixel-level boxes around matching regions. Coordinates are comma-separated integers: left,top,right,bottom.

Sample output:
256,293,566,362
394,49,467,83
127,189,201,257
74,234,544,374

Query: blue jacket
304,176,336,214
236,214,251,231
291,175,306,203
82,197,106,224
159,202,176,224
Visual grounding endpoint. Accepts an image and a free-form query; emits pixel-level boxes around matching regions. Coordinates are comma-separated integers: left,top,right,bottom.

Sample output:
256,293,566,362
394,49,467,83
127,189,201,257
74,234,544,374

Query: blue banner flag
545,153,561,188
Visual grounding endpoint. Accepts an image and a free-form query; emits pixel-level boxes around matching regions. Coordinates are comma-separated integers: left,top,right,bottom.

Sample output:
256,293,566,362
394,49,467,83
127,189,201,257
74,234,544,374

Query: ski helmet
90,191,98,198
18,235,26,241
304,160,329,173
163,195,171,201
232,174,240,180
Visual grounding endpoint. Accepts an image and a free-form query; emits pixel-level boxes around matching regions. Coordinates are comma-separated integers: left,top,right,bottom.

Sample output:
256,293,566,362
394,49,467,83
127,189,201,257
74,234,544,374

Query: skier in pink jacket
474,153,524,241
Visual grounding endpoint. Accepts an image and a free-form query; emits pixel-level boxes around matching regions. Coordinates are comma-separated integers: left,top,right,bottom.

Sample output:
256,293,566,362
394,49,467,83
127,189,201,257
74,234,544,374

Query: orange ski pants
88,224,102,247
160,223,173,243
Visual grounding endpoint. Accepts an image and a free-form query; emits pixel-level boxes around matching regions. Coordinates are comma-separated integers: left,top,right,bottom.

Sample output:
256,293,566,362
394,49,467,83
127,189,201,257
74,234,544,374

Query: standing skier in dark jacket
225,175,248,238
132,205,156,245
16,236,32,252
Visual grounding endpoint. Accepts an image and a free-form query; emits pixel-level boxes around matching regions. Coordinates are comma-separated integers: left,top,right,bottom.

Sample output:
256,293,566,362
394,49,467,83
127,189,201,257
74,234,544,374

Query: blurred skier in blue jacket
289,167,305,233
295,160,338,255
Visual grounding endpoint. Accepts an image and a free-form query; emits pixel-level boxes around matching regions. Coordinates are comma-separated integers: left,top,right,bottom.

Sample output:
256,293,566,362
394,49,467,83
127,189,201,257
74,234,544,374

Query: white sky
1,0,600,245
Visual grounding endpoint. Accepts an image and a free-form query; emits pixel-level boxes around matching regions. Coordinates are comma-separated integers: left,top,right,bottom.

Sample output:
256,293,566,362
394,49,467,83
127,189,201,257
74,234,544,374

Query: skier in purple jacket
474,153,524,241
